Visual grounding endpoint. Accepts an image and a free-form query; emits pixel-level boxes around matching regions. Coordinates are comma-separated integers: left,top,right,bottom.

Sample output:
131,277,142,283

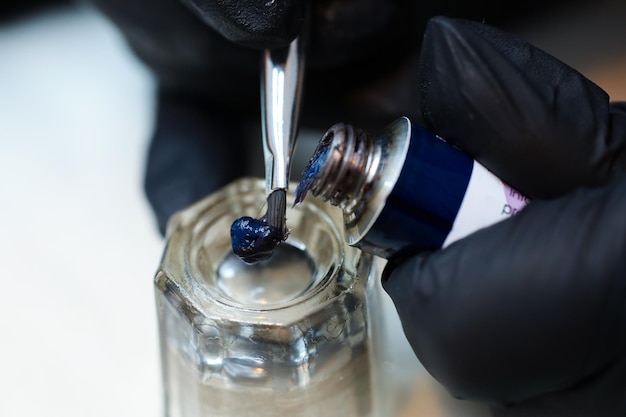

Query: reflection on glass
154,178,381,417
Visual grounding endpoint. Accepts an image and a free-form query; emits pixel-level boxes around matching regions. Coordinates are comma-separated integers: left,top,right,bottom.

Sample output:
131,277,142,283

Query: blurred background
0,1,623,416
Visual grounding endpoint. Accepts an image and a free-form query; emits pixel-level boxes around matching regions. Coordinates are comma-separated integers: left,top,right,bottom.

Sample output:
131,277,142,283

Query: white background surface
0,2,624,417
0,6,163,417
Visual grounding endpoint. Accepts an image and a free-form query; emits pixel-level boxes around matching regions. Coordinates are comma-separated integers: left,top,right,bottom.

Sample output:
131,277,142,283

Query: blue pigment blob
294,137,331,206
230,216,286,264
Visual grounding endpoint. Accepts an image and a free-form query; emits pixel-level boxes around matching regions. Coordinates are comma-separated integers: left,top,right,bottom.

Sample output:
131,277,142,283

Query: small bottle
154,178,399,417
294,116,529,258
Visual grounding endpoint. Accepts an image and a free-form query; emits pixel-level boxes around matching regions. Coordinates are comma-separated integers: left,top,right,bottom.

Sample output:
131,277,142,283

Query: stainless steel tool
260,35,305,232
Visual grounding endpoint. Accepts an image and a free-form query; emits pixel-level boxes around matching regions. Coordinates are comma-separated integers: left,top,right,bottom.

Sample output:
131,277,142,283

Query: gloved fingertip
181,0,305,49
419,16,542,140
418,16,614,198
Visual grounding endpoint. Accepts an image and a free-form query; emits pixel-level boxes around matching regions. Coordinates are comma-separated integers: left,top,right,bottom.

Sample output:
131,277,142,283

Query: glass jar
154,178,388,417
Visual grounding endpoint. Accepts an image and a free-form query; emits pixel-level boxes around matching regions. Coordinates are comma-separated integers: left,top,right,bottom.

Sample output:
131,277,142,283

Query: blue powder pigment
230,216,286,264
293,138,331,206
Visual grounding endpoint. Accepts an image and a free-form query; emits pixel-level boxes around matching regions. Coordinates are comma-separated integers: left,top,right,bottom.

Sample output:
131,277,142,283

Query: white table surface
0,6,162,417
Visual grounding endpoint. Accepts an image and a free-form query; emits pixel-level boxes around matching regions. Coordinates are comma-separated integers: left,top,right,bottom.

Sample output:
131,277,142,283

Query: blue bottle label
361,122,528,257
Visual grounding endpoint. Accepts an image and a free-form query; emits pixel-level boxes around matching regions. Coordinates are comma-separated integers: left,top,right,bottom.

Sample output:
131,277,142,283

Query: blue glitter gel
294,131,332,206
230,216,286,264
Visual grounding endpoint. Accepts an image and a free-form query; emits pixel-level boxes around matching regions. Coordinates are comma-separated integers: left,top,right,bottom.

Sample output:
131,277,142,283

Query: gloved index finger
415,17,626,199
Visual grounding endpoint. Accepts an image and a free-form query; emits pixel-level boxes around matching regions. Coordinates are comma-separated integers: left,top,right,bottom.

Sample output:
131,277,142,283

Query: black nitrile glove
383,17,626,416
0,0,72,22
144,91,257,234
87,0,581,234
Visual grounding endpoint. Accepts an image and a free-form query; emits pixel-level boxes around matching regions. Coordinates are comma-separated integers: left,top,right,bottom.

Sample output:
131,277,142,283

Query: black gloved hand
383,17,626,416
89,0,429,233
88,0,581,234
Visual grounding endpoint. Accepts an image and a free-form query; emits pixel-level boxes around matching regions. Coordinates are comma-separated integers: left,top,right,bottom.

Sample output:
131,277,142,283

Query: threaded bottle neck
294,116,411,247
308,123,382,212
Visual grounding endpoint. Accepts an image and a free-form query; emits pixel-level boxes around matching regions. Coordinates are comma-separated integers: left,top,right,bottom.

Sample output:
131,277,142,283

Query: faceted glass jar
154,178,385,417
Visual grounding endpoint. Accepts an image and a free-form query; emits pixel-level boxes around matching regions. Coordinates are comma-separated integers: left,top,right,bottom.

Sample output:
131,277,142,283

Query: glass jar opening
185,179,344,311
